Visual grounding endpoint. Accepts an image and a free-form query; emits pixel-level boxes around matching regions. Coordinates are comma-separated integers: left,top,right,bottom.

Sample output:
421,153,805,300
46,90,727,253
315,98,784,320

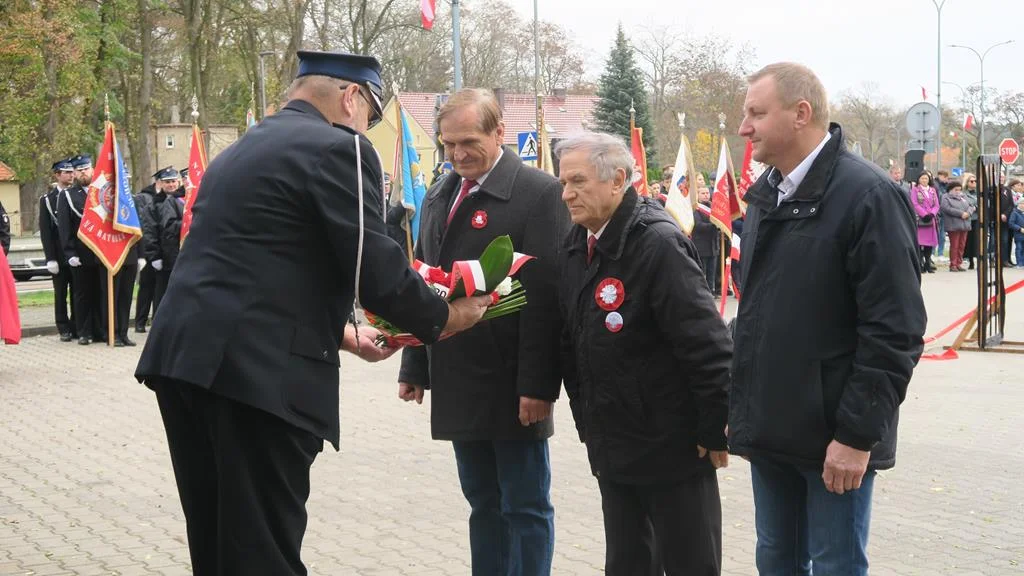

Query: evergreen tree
594,24,655,161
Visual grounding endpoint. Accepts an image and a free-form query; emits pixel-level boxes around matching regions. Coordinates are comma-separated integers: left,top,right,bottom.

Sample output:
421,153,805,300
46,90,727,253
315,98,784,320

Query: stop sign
999,138,1020,164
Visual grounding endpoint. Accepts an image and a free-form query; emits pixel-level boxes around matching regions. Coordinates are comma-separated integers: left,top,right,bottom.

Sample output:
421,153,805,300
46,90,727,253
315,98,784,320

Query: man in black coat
732,63,926,575
40,159,77,340
397,88,568,576
135,51,489,576
144,167,182,315
557,132,731,576
157,174,185,280
58,154,105,345
134,178,160,332
0,200,9,255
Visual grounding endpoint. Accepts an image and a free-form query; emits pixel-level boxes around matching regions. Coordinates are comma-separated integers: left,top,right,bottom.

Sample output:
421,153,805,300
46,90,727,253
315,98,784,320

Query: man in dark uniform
397,88,568,576
58,154,104,345
135,51,490,575
149,167,183,312
101,229,141,347
40,159,77,340
0,200,9,255
141,167,179,316
133,174,160,332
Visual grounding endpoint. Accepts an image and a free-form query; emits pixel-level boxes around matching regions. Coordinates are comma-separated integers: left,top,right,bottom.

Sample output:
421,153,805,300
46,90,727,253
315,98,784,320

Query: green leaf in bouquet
450,235,515,298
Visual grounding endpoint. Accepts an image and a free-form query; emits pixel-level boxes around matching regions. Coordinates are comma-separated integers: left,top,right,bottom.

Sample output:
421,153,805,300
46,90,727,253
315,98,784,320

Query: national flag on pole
538,108,555,176
964,113,975,131
730,232,741,261
665,131,697,234
421,0,436,30
398,108,428,243
180,124,208,243
709,137,740,235
630,126,649,197
921,86,928,101
77,122,141,273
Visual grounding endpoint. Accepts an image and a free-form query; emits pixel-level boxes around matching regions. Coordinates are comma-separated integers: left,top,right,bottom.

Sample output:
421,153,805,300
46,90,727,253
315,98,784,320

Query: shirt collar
465,148,504,188
587,220,610,241
775,131,831,202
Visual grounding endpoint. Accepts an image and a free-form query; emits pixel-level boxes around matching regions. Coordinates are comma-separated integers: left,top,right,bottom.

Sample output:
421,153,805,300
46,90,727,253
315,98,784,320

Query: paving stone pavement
2,269,1024,575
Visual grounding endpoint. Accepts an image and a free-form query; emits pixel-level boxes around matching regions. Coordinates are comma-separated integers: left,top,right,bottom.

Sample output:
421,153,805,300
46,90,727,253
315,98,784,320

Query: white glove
138,258,147,270
68,257,81,268
46,260,59,275
152,259,163,271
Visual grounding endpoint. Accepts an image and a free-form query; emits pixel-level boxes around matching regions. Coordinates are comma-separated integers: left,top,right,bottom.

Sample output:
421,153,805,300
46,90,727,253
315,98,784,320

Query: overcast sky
503,0,1022,110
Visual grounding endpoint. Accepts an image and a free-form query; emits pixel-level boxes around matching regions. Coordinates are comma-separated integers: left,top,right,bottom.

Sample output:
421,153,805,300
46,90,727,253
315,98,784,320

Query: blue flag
112,138,141,236
399,109,428,243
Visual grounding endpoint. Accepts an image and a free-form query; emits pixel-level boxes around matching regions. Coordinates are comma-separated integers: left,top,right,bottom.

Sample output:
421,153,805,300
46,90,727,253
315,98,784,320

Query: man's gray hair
554,132,633,185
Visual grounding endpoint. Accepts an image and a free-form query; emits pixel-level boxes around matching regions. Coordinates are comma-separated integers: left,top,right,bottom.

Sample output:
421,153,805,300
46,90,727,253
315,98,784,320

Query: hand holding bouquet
366,235,534,348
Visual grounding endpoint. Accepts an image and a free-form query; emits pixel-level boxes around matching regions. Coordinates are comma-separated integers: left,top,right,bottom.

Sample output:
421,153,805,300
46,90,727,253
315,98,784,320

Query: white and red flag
963,113,975,132
709,138,740,236
665,131,697,234
421,0,436,30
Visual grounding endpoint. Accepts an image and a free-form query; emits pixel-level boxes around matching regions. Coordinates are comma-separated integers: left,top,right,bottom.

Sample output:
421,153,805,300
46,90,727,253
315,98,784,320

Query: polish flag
964,113,975,132
421,0,436,30
921,86,928,101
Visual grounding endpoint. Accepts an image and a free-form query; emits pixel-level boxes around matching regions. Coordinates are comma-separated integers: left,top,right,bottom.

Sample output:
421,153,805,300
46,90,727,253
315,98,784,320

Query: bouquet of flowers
365,235,534,348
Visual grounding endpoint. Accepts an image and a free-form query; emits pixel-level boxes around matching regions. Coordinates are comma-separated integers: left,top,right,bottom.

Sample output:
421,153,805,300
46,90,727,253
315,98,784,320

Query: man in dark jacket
0,200,9,255
133,179,159,332
732,62,926,576
41,159,77,340
397,88,568,576
135,52,489,575
58,154,105,345
157,175,186,279
145,167,182,314
557,132,731,576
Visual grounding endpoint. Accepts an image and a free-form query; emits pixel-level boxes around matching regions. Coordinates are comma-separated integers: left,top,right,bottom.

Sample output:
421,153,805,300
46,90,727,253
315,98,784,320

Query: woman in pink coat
911,171,941,273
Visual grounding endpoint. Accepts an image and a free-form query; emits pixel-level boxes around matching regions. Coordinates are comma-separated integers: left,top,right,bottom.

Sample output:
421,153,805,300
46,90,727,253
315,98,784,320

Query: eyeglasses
340,83,382,129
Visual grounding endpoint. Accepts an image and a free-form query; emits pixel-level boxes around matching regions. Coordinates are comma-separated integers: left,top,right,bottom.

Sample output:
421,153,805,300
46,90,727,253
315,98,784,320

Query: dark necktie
447,178,478,227
587,235,597,264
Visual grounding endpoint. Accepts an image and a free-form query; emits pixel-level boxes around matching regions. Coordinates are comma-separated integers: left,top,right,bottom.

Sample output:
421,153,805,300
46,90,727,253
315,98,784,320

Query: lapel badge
595,277,625,311
605,311,624,333
471,210,488,229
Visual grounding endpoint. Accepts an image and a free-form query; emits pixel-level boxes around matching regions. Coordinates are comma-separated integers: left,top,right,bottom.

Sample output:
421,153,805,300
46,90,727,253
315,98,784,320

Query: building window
165,134,175,149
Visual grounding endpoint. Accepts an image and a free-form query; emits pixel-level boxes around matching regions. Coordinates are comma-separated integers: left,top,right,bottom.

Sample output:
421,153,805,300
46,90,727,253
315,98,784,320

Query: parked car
10,256,49,281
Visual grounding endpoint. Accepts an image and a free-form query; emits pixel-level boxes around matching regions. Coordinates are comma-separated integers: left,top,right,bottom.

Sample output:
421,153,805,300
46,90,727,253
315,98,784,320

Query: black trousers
598,471,722,576
152,378,323,576
101,264,136,338
700,256,718,293
71,264,105,340
135,264,155,328
152,268,172,317
51,265,75,335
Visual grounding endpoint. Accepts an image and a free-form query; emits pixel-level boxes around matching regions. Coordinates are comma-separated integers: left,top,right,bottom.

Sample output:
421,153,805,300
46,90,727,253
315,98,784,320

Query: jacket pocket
283,326,340,429
748,360,830,460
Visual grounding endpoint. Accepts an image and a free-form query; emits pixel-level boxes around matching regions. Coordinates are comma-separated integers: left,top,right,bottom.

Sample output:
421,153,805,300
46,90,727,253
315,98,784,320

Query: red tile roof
398,92,598,146
0,161,15,181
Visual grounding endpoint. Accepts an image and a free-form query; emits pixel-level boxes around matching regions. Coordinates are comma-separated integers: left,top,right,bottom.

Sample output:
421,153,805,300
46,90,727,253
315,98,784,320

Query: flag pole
104,93,115,347
395,94,414,263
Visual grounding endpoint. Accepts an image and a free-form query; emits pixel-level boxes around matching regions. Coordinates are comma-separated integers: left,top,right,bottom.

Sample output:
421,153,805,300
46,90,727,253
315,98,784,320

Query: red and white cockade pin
595,277,625,311
471,210,488,229
605,311,624,333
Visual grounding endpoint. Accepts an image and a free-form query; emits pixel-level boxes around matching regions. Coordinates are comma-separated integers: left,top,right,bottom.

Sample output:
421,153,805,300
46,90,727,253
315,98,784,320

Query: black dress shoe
134,325,146,334
114,339,125,347
117,336,136,347
78,337,91,346
59,332,73,342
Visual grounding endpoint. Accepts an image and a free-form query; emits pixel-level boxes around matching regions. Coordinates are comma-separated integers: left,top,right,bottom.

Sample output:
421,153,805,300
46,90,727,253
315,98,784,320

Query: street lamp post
950,40,1014,155
258,50,275,121
929,0,947,175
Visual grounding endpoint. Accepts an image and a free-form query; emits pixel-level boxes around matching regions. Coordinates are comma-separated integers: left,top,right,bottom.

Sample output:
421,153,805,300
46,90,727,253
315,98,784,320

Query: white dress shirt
449,148,505,217
773,132,832,206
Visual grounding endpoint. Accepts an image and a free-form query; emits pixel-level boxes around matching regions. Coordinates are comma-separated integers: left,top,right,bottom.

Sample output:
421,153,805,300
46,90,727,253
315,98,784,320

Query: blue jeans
1015,234,1024,267
751,458,875,576
453,439,554,576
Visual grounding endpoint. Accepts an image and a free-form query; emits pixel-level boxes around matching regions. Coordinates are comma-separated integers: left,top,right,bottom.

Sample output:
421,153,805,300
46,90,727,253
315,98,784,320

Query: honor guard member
135,51,490,575
40,159,77,340
0,200,9,255
156,171,185,286
106,220,141,347
144,167,180,314
57,154,105,345
134,170,163,331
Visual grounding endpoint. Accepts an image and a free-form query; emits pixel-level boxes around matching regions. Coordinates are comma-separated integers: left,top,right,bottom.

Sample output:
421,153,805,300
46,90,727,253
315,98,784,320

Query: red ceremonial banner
77,123,141,273
631,126,649,197
180,124,208,244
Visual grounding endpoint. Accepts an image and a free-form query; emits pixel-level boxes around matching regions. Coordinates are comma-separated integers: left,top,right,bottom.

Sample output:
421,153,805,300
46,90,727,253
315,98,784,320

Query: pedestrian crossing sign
518,132,538,161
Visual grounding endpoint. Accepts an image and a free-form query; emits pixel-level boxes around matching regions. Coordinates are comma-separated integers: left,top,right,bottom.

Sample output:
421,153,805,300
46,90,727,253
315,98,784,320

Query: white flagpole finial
191,93,200,122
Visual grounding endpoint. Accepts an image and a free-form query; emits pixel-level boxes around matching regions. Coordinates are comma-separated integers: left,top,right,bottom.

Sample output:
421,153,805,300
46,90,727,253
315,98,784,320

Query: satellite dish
905,102,940,140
